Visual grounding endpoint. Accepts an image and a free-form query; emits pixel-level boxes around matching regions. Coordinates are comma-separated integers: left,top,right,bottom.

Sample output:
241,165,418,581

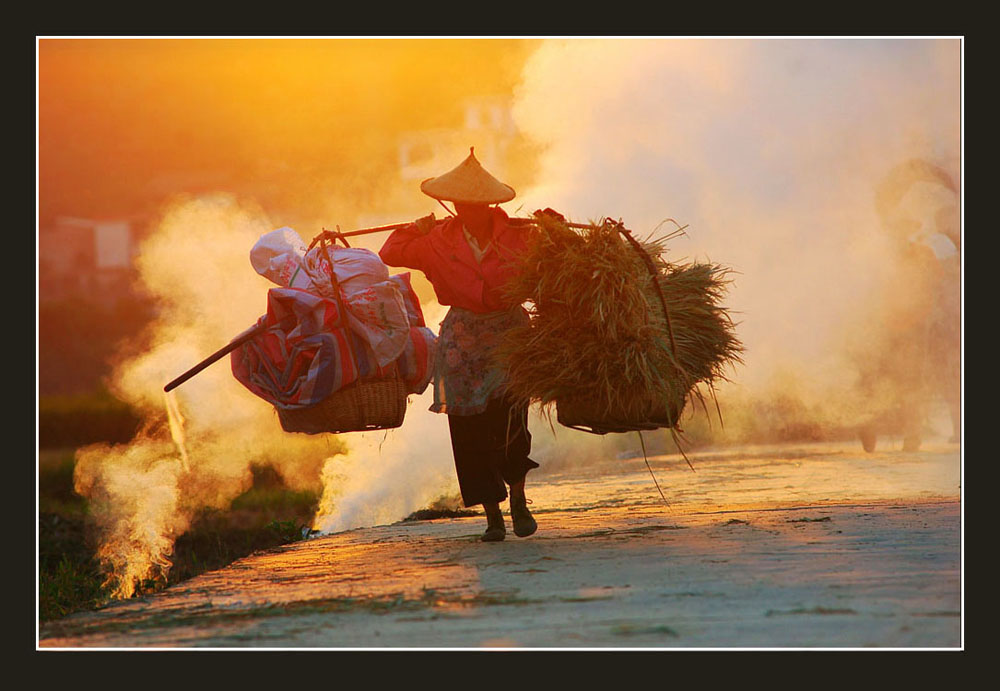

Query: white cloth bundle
250,228,410,367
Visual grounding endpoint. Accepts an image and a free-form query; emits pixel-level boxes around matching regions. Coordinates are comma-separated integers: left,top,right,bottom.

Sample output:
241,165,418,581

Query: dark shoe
482,524,506,542
482,508,506,542
510,494,537,538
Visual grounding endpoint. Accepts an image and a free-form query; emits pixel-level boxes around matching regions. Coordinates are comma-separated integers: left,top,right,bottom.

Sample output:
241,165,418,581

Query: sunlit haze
38,37,961,599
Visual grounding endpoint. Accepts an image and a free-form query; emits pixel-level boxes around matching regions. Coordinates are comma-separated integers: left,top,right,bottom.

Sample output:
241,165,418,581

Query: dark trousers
447,395,539,507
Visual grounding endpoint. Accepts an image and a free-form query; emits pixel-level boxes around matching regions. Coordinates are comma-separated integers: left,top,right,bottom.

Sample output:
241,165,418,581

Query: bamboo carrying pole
161,215,671,392
163,323,265,392
310,216,591,243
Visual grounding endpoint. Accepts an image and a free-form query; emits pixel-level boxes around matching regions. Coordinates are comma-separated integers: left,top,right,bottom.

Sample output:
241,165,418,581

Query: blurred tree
38,294,155,396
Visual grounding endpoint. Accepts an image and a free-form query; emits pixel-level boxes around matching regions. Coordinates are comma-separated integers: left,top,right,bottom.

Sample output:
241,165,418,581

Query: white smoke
509,38,960,411
74,195,354,596
311,303,461,534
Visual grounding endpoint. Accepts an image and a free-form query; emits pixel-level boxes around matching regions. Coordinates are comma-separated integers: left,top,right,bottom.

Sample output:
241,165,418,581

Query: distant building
398,98,516,183
38,216,148,307
356,97,520,232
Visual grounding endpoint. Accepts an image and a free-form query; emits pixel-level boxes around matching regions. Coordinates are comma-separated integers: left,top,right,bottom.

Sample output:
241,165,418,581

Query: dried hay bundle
496,214,743,434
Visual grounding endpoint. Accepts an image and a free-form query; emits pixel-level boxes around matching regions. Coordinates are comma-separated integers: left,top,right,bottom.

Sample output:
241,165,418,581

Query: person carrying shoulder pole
379,147,547,542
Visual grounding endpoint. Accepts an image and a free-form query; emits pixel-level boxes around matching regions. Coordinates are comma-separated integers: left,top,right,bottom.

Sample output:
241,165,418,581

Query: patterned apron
430,305,530,416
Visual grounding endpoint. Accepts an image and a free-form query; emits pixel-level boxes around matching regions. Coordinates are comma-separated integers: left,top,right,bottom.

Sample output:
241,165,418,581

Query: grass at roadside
38,391,143,449
38,449,319,622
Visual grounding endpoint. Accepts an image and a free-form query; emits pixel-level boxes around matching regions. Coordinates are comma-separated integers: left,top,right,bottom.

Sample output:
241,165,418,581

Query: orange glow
38,38,541,228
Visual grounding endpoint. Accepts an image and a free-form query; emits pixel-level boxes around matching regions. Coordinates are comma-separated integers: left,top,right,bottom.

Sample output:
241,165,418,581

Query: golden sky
38,38,540,226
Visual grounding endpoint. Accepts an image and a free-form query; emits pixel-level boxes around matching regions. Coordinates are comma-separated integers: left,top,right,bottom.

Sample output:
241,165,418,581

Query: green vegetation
38,451,319,622
39,391,143,449
38,510,108,621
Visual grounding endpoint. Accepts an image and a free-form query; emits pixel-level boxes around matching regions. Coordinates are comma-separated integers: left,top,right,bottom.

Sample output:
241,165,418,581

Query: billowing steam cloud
72,195,464,598
73,196,357,596
509,38,961,441
75,196,449,597
311,350,459,535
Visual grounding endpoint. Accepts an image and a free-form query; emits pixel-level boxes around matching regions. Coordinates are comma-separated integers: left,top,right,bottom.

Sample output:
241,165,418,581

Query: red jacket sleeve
379,223,433,271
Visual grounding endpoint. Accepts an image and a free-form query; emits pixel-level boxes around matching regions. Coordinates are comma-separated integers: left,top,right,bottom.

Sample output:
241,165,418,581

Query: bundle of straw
496,214,743,434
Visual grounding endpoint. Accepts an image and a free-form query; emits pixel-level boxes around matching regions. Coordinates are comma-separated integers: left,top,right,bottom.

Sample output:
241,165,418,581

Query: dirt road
38,439,961,649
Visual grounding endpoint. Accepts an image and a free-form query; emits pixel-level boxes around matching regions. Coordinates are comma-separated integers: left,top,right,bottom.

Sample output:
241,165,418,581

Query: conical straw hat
420,147,516,204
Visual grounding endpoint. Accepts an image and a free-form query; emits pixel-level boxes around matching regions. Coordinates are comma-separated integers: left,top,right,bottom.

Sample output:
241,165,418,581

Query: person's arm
379,213,437,271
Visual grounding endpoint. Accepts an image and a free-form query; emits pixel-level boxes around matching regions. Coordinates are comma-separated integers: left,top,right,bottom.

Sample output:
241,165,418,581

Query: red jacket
379,207,532,313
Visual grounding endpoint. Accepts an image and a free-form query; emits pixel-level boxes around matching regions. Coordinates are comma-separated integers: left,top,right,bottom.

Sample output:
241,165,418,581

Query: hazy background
37,37,961,595
510,38,960,446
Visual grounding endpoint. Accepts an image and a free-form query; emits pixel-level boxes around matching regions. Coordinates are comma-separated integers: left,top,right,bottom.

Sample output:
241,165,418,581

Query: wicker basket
556,391,687,435
277,378,408,435
273,231,412,435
